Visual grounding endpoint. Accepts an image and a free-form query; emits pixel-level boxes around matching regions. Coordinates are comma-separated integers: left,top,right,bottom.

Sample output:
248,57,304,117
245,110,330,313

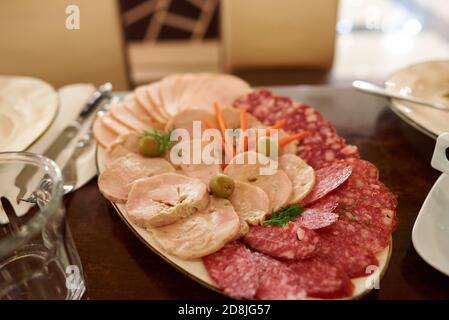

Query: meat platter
94,73,397,300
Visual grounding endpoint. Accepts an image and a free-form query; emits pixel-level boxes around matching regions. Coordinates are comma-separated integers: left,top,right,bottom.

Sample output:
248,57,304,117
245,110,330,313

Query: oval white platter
386,60,449,139
97,145,392,299
0,76,58,152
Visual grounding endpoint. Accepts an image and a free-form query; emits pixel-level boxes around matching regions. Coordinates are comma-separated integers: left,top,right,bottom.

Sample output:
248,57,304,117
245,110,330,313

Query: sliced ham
135,85,166,124
229,181,270,225
279,154,316,204
98,154,175,203
126,173,209,228
224,151,292,211
110,102,152,132
147,82,171,119
158,74,183,116
178,74,252,113
165,108,218,137
150,197,240,259
123,94,165,130
93,116,118,147
103,132,140,167
101,113,134,135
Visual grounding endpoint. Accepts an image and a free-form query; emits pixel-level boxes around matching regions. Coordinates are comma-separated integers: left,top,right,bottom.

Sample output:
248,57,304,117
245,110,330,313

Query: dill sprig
263,204,304,227
143,129,174,152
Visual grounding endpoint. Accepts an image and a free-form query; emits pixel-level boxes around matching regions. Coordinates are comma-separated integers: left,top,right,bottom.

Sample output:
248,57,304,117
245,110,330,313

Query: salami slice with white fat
252,252,306,300
286,258,354,299
203,242,258,299
243,222,318,260
301,162,352,205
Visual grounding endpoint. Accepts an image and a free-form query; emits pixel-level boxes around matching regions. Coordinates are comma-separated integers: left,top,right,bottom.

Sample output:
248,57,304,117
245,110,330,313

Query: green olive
257,137,278,159
139,135,163,157
209,173,235,198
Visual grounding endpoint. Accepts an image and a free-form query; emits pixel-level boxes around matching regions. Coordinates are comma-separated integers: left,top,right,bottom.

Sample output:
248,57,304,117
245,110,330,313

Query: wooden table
66,82,449,300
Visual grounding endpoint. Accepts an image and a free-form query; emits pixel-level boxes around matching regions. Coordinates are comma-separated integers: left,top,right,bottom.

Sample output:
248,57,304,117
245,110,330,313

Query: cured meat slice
233,90,360,169
123,95,165,130
98,154,175,203
278,154,316,204
93,116,117,147
203,242,258,299
287,258,354,299
252,252,306,300
150,197,240,259
178,74,252,113
296,208,339,230
158,74,182,116
243,222,318,260
135,85,166,124
301,162,352,205
126,173,208,227
147,82,171,119
103,132,140,167
316,230,379,278
110,102,152,132
224,151,292,211
101,113,134,135
221,106,263,129
229,181,270,225
165,108,217,137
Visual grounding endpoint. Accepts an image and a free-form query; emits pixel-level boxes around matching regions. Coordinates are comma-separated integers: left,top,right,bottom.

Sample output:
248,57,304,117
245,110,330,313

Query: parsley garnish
263,204,304,227
143,130,174,152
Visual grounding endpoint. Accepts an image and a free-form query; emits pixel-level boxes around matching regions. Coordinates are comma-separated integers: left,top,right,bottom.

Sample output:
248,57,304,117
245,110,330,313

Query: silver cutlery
14,83,113,203
352,80,449,112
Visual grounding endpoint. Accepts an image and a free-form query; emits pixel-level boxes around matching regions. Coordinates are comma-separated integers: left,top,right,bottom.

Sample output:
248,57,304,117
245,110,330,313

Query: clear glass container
0,152,85,300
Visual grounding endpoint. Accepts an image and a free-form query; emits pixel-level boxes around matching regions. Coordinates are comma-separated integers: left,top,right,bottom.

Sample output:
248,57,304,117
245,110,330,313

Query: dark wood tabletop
66,78,449,300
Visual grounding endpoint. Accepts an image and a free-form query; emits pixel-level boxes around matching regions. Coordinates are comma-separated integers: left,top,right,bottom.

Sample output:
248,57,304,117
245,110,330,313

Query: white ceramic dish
413,133,449,276
385,60,449,139
96,146,392,299
0,76,58,152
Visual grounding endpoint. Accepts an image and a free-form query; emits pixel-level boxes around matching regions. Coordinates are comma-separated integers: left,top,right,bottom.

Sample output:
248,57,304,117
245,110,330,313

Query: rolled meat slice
93,116,118,147
224,151,292,211
279,154,316,204
229,181,270,225
103,132,140,167
98,154,175,203
126,173,209,228
150,197,240,259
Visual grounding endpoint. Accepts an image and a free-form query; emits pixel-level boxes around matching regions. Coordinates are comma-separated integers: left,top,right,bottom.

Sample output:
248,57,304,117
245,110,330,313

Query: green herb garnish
263,204,304,227
143,129,174,152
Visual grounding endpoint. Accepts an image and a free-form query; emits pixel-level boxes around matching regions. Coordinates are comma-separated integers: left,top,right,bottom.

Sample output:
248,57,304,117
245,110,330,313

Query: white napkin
27,83,98,191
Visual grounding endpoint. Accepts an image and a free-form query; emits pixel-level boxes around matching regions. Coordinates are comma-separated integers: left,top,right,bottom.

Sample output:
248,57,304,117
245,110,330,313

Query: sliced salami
316,229,379,278
301,162,353,205
252,252,306,300
243,222,318,260
296,208,339,230
286,258,354,299
203,242,258,299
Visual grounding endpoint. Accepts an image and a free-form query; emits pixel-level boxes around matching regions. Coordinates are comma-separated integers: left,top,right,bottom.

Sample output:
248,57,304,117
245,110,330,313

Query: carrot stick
270,119,287,130
279,131,310,148
202,118,215,129
239,110,249,151
213,102,234,162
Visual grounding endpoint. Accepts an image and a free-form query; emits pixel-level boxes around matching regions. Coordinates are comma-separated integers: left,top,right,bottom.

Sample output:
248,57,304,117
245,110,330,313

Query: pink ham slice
93,116,118,147
203,242,258,299
301,162,352,205
135,85,166,124
150,197,240,259
228,181,270,225
101,113,134,135
98,154,175,203
110,102,152,132
243,222,319,260
158,74,183,116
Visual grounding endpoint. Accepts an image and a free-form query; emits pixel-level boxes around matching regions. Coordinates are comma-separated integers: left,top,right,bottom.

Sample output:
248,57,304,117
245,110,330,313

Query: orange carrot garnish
213,102,234,162
279,131,310,148
202,118,216,129
271,119,288,130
